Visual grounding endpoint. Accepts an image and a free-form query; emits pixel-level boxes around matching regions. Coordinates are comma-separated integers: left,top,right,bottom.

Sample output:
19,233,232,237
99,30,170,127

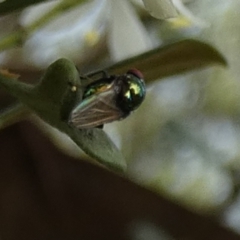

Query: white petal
171,0,209,27
142,0,178,19
1,0,109,69
130,0,145,8
109,0,152,61
20,1,60,27
24,0,110,68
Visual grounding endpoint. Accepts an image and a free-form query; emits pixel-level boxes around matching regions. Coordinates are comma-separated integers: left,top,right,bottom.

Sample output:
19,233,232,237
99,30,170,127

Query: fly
68,69,146,129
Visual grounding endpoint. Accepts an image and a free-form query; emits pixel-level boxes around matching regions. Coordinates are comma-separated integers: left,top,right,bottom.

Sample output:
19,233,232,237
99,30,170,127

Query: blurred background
1,0,240,239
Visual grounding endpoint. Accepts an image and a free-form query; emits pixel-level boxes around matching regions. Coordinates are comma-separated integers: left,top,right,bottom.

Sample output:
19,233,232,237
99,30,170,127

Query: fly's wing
69,89,125,129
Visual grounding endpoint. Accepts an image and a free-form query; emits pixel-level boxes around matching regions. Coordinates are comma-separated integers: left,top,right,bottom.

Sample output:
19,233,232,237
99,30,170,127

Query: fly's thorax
83,77,114,99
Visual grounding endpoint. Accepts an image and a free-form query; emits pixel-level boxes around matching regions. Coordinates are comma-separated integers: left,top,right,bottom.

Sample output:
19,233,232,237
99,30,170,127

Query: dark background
0,120,239,240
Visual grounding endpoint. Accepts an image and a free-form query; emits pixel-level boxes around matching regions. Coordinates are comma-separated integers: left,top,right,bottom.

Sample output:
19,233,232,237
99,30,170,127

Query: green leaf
106,39,227,83
0,59,126,172
0,0,48,15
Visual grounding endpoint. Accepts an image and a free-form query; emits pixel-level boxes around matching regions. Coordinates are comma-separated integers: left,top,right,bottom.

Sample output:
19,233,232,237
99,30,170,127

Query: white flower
143,0,208,28
108,0,152,61
0,0,111,69
0,0,181,69
142,0,178,19
21,0,110,69
170,0,208,27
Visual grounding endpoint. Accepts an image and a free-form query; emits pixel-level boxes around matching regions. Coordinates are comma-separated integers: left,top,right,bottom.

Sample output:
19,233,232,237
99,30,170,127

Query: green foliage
0,1,227,172
0,59,126,172
107,39,227,83
0,0,47,15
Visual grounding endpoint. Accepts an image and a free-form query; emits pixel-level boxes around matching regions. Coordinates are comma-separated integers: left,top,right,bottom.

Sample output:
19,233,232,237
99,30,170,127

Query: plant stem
0,103,30,130
0,73,33,102
0,32,24,52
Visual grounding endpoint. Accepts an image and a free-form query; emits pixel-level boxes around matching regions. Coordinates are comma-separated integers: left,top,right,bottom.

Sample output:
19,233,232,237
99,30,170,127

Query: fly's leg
87,70,109,79
80,70,110,87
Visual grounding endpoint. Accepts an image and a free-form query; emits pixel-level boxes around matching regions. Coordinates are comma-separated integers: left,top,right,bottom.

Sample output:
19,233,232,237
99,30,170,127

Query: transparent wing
69,89,126,129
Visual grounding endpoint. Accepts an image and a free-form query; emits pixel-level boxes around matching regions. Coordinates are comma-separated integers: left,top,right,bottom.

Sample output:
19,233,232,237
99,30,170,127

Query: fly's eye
118,72,146,112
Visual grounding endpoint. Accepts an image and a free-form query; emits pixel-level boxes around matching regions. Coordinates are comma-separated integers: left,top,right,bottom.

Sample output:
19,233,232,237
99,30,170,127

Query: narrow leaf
106,39,227,83
66,126,126,172
0,0,47,15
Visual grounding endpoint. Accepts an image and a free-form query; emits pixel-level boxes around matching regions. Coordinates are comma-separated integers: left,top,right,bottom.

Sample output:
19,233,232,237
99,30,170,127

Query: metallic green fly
69,69,146,129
